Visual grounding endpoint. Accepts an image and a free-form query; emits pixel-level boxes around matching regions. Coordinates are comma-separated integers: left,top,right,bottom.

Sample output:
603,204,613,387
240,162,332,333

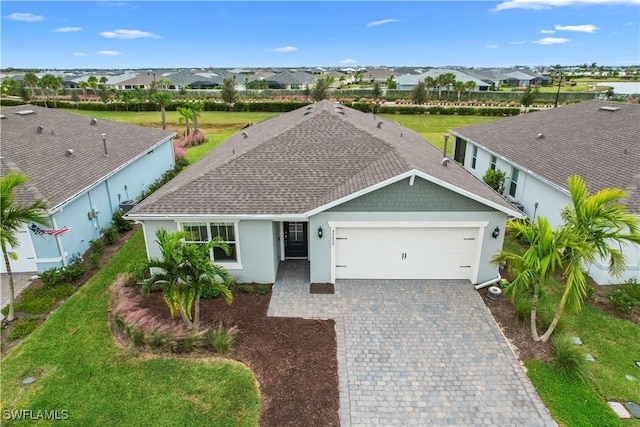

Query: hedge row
342,102,521,116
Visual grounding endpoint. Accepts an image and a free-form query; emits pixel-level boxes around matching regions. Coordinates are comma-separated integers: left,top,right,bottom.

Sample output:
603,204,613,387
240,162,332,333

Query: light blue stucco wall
31,137,175,273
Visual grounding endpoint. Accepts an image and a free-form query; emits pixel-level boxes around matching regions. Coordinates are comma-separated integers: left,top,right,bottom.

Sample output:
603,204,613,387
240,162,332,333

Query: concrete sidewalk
0,272,38,320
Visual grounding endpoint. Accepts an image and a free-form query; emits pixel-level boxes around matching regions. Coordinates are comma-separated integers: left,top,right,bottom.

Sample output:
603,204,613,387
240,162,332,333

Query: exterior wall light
317,226,323,239
492,226,500,239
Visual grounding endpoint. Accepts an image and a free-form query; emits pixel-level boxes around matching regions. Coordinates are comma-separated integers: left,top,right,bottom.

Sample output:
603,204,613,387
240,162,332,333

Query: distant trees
411,81,427,105
221,77,238,107
464,80,477,100
385,75,397,89
311,77,331,101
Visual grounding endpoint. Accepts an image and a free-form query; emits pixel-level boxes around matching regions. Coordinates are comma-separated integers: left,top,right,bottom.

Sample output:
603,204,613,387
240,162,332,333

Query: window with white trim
471,145,478,169
182,222,238,263
490,155,497,170
509,168,520,198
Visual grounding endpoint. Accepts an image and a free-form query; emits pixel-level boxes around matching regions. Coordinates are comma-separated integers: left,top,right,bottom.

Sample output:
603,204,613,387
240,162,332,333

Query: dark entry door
284,222,308,258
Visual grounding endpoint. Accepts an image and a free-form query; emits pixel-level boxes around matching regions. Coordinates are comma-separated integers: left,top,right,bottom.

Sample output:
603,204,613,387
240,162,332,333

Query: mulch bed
309,283,334,294
128,287,340,427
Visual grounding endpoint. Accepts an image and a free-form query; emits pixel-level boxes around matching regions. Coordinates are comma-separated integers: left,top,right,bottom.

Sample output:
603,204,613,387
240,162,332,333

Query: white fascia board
125,213,308,222
328,221,489,228
305,169,524,219
449,130,571,197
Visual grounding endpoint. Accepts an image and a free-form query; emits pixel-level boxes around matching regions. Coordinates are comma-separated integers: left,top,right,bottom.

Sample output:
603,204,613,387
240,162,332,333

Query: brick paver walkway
268,261,556,426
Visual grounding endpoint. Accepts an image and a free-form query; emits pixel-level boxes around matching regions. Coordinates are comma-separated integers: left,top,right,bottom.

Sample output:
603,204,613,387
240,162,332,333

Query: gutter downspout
474,275,501,290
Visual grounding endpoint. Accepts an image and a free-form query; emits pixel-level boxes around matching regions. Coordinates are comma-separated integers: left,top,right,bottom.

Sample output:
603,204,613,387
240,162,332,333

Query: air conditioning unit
119,200,137,212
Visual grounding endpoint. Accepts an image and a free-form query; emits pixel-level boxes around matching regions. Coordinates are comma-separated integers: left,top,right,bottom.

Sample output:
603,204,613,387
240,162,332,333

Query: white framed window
471,145,478,169
490,155,497,170
509,168,520,198
182,222,239,265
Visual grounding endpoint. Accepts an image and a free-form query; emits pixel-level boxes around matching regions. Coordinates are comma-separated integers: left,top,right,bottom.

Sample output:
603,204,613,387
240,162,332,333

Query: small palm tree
464,81,476,101
177,106,193,137
23,72,39,98
151,91,172,130
1,173,50,322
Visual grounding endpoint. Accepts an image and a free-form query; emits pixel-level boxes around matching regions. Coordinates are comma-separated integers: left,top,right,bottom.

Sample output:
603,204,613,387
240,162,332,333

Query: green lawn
0,231,260,426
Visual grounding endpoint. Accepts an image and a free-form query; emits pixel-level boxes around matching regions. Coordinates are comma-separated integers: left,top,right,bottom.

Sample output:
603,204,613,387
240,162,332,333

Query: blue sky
1,1,639,69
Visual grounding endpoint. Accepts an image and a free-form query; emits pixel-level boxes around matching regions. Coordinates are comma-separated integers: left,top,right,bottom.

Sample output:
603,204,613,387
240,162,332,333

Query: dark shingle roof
131,100,518,217
452,100,640,213
0,105,175,208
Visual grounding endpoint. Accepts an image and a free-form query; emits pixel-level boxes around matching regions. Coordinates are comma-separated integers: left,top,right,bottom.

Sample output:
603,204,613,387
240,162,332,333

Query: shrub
39,264,86,287
551,335,587,380
89,238,106,256
87,252,101,268
620,278,640,301
210,323,238,354
101,225,119,245
8,317,40,341
256,284,270,296
200,284,222,299
607,288,639,313
482,168,506,193
513,297,532,325
112,210,134,233
237,285,254,295
63,264,86,282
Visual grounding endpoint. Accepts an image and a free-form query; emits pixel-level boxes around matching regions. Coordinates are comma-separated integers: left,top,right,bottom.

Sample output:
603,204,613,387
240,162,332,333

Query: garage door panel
335,227,479,280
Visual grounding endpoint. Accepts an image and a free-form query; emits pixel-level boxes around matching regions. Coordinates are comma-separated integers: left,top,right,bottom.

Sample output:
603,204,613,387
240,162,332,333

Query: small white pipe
474,275,501,290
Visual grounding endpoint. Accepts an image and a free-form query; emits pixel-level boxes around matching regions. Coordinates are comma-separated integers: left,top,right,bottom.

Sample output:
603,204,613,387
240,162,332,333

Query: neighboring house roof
451,100,640,214
130,100,520,218
396,69,488,88
268,71,317,85
0,105,176,208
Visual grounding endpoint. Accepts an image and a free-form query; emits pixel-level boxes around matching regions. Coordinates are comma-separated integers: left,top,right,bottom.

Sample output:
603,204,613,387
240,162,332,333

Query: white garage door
334,227,480,280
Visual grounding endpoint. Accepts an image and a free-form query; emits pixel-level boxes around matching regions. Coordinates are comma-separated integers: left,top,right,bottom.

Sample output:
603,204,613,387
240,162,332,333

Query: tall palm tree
1,173,50,322
87,75,98,96
439,73,456,99
492,217,564,341
537,175,640,342
454,81,465,101
177,106,193,137
190,102,203,134
151,91,172,130
464,80,476,100
424,76,436,100
22,72,39,98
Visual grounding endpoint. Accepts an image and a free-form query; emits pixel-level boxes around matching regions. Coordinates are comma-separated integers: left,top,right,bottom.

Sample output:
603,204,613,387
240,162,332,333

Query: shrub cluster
110,274,238,354
607,279,640,313
39,264,86,287
140,158,189,200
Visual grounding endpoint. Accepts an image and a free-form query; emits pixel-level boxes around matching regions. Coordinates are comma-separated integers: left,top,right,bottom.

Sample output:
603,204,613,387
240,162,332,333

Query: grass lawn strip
1,231,260,427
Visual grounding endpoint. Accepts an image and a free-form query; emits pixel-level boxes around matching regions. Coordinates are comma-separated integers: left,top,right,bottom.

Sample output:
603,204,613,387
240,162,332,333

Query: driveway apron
268,262,556,426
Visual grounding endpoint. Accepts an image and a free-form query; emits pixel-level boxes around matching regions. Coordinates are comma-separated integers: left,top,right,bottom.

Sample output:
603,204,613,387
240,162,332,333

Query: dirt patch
131,287,339,427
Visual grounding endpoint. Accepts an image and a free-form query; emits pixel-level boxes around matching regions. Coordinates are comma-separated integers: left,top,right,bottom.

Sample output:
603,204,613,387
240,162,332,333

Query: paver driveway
268,261,556,426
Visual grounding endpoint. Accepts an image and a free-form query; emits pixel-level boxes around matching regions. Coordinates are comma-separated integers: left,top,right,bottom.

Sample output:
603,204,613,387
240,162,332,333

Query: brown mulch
129,288,339,427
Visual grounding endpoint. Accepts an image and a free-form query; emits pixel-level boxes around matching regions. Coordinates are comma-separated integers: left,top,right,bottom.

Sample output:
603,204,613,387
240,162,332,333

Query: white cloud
554,24,599,32
540,29,556,34
366,18,400,27
99,29,160,39
533,37,571,44
485,44,499,49
7,12,44,22
98,2,131,7
72,52,87,57
95,50,122,56
623,21,635,25
54,27,82,33
268,46,298,53
494,0,640,12
339,59,358,64
509,40,527,44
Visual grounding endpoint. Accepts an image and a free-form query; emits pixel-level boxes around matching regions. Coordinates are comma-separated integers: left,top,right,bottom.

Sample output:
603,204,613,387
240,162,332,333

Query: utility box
119,200,137,212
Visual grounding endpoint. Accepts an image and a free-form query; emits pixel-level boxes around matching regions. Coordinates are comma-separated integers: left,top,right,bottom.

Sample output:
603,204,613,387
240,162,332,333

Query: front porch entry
283,221,308,259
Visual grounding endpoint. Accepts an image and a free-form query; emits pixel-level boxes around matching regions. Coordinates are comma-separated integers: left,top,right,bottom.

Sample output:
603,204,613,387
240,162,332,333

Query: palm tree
132,87,146,112
439,73,456,99
22,72,39,98
464,80,476,100
152,91,172,130
190,102,203,134
87,75,98,96
425,76,436,100
79,81,88,96
1,173,51,322
454,81,465,101
136,229,232,330
492,217,564,341
537,175,640,342
177,106,192,136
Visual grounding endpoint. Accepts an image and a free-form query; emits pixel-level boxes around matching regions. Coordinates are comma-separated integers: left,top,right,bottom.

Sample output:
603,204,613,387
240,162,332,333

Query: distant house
267,71,317,89
451,100,640,284
396,69,490,92
0,105,176,273
127,100,523,285
464,69,549,88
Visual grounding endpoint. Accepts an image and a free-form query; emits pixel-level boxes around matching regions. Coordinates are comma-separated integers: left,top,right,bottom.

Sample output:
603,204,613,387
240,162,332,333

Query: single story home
451,100,640,285
396,69,490,92
127,100,523,285
0,105,176,273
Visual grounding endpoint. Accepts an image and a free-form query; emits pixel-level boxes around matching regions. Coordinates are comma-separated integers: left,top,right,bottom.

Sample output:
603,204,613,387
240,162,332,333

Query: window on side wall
471,145,478,169
509,168,520,198
490,155,497,170
182,222,238,263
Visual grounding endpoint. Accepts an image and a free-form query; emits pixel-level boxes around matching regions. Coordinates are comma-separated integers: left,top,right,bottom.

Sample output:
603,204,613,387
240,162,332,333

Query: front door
284,222,308,258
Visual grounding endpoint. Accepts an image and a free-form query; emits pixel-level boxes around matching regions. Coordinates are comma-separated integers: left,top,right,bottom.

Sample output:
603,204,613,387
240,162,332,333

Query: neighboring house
127,100,523,285
0,105,176,273
451,100,640,284
267,71,317,89
464,69,550,88
396,69,490,92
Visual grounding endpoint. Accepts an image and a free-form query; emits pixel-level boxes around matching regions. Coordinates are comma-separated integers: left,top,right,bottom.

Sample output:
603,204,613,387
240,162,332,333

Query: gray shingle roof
452,100,640,214
0,105,175,208
131,100,518,217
